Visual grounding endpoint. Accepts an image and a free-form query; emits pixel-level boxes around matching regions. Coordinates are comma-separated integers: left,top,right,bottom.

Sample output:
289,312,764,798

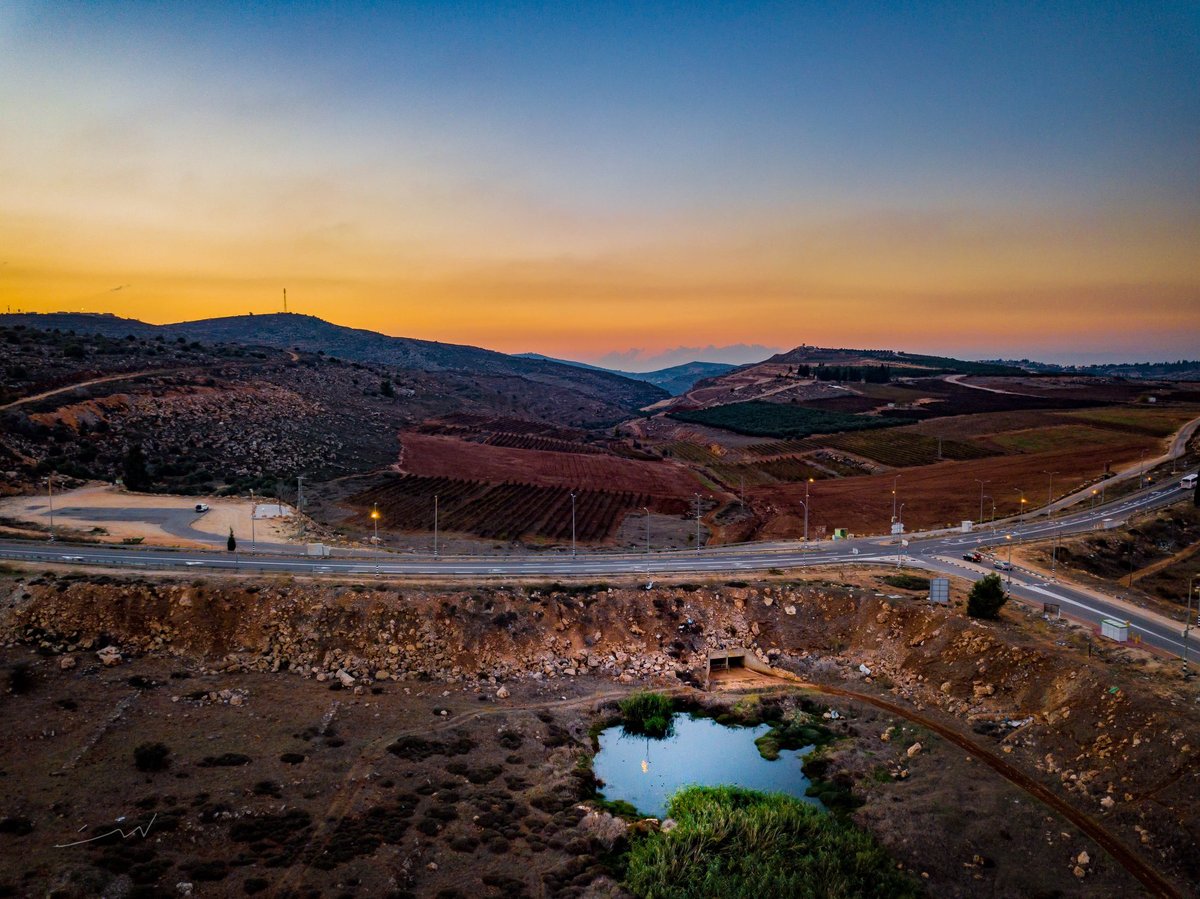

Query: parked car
194,503,210,513
962,551,983,563
994,560,1013,571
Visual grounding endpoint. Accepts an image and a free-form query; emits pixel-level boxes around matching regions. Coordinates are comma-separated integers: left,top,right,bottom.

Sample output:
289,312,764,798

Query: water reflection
593,714,820,819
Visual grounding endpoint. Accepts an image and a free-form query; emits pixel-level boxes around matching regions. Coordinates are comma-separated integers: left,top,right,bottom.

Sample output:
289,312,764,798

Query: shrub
7,662,35,695
133,742,171,772
619,691,675,739
967,574,1008,620
882,573,930,591
625,786,919,898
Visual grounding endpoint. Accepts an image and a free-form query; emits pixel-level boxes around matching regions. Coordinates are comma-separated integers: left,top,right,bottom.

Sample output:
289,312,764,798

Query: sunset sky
1,2,1197,367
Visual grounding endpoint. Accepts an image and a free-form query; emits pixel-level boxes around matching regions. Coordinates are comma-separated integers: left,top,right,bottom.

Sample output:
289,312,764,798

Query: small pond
593,714,821,819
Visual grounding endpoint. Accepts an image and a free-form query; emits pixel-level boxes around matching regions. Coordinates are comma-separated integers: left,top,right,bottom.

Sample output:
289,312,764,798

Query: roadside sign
929,578,949,604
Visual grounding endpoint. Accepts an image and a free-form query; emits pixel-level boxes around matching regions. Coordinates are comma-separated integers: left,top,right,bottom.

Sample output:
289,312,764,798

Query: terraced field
350,475,667,542
822,430,998,467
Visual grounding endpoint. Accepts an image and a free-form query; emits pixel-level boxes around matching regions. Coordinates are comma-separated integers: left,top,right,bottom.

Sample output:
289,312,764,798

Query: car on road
194,503,210,513
962,552,983,563
994,560,1013,571
60,555,83,562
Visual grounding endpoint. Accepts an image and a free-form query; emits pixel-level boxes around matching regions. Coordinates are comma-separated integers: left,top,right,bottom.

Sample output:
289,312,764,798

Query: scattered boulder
96,646,122,667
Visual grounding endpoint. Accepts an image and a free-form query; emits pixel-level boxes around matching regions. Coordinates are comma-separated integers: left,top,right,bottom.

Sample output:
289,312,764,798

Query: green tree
967,573,1007,619
122,443,149,490
380,378,394,398
227,528,237,552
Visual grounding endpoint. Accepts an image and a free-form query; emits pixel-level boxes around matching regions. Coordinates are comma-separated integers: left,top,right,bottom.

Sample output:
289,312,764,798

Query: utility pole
283,288,288,314
694,493,701,552
892,474,900,522
434,494,439,557
1044,471,1057,573
250,488,257,546
974,478,988,528
570,493,576,558
371,503,380,544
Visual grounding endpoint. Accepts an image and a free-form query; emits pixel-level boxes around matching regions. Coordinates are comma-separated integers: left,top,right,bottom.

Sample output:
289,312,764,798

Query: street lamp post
804,477,813,542
973,478,988,528
1005,534,1014,589
370,503,380,544
643,507,651,581
1044,471,1057,572
434,494,439,557
891,475,901,522
1012,488,1027,523
250,488,256,546
693,493,701,552
1183,576,1198,677
570,493,577,558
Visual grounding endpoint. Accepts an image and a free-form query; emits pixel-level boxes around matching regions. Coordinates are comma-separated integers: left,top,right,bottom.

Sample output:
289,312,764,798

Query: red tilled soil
755,437,1157,537
400,432,703,498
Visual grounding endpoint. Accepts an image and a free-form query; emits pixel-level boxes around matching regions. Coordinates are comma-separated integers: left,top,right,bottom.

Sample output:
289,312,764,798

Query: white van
194,503,210,513
1182,473,1198,490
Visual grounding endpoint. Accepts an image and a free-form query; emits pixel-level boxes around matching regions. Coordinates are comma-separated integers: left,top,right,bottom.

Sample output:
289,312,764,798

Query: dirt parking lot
0,485,297,548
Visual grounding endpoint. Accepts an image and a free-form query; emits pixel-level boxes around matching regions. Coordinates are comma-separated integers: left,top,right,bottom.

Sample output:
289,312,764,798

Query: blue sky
2,1,1197,363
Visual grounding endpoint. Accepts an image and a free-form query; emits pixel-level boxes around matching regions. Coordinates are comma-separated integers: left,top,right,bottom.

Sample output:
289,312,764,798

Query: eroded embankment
2,571,1198,893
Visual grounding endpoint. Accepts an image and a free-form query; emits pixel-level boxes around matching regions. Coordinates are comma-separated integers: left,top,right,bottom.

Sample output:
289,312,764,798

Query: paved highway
1,472,1195,659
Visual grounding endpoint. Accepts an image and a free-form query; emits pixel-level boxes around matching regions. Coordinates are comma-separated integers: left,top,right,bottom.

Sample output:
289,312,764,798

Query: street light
693,493,701,552
983,495,996,530
804,477,814,542
891,474,901,522
973,478,988,528
370,503,380,544
1043,471,1057,573
898,502,905,529
570,493,577,558
644,507,651,580
1091,488,1099,511
434,494,439,557
1005,533,1014,589
1183,575,1199,677
1043,471,1056,518
1012,488,1027,523
249,488,257,546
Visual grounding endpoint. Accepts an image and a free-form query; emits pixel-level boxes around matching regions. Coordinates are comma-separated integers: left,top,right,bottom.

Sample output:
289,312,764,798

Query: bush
619,691,675,738
967,573,1008,620
882,573,930,591
625,786,920,898
133,742,171,772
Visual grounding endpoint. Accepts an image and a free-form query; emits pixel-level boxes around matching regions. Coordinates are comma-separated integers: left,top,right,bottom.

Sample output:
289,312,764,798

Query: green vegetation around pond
669,400,904,439
618,690,675,738
625,786,921,899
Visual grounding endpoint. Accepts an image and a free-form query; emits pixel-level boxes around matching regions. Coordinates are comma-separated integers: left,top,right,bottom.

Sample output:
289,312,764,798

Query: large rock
96,646,122,667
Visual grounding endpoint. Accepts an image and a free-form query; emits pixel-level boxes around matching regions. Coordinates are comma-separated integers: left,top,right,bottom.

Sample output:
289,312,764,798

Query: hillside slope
1,312,667,415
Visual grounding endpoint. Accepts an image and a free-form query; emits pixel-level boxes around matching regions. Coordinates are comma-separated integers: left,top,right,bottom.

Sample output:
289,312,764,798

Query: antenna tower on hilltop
283,288,288,314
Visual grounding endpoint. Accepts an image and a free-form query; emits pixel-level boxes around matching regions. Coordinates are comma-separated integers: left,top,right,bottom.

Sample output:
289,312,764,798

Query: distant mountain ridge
517,353,736,395
0,311,668,415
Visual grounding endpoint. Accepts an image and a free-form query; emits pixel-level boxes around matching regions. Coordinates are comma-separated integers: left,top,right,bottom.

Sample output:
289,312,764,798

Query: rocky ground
1,568,1198,897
